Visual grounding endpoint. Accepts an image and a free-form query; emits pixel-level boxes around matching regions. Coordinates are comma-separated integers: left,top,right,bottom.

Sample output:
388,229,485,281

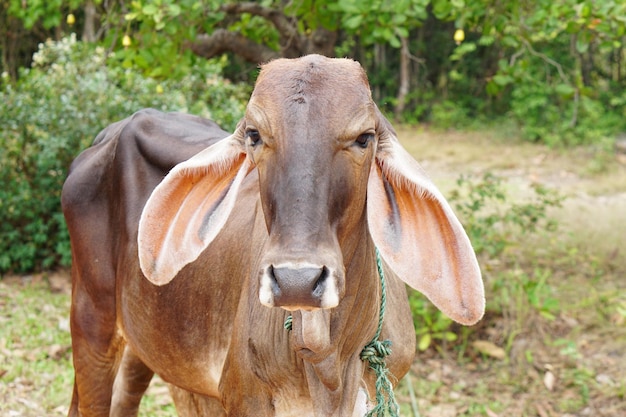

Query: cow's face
139,55,484,328
244,56,377,310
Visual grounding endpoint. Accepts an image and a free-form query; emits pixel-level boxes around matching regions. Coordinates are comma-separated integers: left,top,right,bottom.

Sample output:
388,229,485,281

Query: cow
61,54,484,417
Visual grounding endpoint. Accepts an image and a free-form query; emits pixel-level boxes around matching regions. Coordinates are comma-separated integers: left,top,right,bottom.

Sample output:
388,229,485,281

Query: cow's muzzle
259,263,340,310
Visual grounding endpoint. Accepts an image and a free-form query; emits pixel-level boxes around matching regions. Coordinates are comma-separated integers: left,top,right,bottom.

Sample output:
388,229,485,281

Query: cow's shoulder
117,109,229,168
62,109,230,217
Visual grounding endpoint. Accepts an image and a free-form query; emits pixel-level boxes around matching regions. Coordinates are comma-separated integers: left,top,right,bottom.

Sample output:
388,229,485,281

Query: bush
510,81,625,147
0,35,249,274
429,100,471,130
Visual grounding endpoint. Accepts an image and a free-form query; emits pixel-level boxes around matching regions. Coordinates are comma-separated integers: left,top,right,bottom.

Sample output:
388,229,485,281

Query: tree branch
221,2,299,44
520,38,579,128
520,38,569,83
190,3,337,62
189,29,280,64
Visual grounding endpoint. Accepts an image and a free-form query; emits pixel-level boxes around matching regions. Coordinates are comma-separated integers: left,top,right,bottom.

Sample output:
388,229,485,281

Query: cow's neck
227,209,382,415
290,219,381,415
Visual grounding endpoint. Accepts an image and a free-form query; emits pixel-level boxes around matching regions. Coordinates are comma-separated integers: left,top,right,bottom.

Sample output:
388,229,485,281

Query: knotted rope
284,247,399,417
359,247,399,417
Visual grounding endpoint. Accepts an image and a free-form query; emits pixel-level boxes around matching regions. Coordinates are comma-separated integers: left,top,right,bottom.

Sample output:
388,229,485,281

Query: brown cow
62,55,484,417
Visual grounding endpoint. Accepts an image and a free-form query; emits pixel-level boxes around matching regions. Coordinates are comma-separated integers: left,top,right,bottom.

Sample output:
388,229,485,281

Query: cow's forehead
258,54,368,80
253,56,371,103
247,55,375,130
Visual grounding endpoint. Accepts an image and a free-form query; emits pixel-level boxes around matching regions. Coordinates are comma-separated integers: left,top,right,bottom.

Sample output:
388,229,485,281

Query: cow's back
63,109,228,305
63,109,229,210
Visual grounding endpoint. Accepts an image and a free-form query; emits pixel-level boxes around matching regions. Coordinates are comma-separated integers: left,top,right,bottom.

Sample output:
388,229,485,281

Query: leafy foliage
435,0,626,144
0,35,249,274
4,1,626,144
115,0,226,79
6,0,82,29
331,0,429,47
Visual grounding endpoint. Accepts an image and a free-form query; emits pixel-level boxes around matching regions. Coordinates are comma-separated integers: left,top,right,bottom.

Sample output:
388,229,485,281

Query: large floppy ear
138,128,253,285
367,111,484,325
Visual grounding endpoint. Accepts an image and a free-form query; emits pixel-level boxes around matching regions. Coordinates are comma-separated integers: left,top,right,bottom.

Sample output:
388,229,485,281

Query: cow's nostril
311,266,329,298
267,264,281,296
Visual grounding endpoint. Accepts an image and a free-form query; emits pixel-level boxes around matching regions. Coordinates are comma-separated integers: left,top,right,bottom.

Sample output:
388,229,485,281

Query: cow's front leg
68,276,121,417
110,346,154,416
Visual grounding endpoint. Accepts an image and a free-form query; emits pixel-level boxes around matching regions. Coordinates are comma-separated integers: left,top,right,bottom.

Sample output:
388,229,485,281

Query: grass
0,278,73,416
1,126,625,416
0,276,177,416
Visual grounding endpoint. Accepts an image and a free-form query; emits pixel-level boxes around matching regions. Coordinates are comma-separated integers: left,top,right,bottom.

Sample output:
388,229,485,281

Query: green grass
0,278,178,416
0,279,73,416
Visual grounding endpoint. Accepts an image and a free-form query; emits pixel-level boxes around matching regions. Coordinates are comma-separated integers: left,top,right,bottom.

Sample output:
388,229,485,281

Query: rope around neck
284,247,399,417
359,247,399,417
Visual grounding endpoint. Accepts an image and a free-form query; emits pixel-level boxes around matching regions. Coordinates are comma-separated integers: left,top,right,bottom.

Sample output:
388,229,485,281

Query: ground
394,127,626,417
1,127,625,416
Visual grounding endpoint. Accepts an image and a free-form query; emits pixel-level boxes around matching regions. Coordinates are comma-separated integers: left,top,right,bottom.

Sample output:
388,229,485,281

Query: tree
4,0,626,141
115,0,342,78
190,2,337,62
329,0,430,118
435,0,626,143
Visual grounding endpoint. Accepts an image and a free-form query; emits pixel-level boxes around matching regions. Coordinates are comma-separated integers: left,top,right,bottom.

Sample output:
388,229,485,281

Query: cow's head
138,55,484,325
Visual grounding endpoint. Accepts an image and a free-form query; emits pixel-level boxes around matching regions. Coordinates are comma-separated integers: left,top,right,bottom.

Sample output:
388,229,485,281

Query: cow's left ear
367,110,484,325
138,126,252,285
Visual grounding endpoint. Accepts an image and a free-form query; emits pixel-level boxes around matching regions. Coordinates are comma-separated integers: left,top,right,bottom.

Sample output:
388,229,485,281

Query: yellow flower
454,29,465,45
66,13,76,26
156,84,164,94
122,35,132,47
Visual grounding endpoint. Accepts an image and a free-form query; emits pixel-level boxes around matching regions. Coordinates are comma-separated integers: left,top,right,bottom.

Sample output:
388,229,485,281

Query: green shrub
448,173,563,258
0,35,249,274
429,100,471,130
510,81,625,147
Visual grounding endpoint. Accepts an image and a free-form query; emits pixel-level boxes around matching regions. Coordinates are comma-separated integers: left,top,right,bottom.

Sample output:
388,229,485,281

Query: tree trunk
373,44,384,103
394,36,410,120
302,28,337,57
616,44,622,83
82,0,97,42
190,30,280,64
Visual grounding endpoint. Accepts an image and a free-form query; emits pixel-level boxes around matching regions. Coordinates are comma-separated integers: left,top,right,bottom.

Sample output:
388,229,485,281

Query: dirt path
399,127,626,261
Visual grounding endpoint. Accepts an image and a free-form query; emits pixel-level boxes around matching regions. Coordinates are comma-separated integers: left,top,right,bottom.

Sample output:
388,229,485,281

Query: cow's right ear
138,127,252,285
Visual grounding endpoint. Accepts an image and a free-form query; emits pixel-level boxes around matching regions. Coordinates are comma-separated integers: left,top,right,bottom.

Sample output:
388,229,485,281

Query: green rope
359,247,399,417
284,314,293,331
283,247,398,417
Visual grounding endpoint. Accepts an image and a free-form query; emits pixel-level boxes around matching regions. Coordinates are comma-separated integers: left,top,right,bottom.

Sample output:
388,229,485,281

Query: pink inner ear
367,145,484,326
138,139,250,285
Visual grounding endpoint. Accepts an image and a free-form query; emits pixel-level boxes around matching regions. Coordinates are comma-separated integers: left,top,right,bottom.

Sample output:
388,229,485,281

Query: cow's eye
245,129,262,146
355,133,374,148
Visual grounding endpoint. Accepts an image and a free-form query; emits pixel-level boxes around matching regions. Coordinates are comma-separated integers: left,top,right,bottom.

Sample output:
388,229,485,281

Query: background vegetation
1,1,625,416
